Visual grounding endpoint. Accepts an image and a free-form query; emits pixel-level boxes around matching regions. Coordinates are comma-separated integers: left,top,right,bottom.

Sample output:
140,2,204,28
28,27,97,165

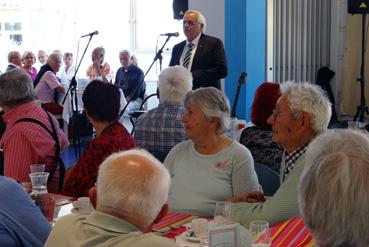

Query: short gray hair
158,66,193,103
185,9,207,32
119,49,131,57
7,51,21,62
96,149,170,225
184,87,230,134
46,52,62,65
299,129,369,247
281,81,331,134
93,47,105,56
0,68,34,107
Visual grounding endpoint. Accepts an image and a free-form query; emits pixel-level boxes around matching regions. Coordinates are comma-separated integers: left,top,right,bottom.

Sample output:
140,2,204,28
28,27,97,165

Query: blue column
225,0,266,121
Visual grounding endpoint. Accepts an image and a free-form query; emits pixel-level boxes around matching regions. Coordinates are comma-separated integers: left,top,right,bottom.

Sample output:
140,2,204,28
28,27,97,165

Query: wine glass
213,201,232,226
250,220,271,247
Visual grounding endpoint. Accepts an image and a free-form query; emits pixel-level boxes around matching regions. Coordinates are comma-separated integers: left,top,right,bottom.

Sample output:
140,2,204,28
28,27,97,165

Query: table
270,217,314,246
54,204,314,246
153,213,314,247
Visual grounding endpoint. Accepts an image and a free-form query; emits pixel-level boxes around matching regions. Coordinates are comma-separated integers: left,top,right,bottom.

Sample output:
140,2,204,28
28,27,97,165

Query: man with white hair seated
114,49,146,112
134,65,192,162
299,129,369,247
229,81,331,227
45,149,177,247
5,51,22,72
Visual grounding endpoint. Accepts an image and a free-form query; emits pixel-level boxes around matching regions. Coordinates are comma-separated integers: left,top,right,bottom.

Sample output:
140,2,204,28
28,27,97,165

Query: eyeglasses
271,109,291,119
183,20,199,26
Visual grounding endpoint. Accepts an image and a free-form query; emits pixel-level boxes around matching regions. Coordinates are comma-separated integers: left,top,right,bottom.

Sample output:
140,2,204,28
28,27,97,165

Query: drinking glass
78,197,93,215
30,164,45,173
213,201,232,226
29,172,49,195
250,220,271,247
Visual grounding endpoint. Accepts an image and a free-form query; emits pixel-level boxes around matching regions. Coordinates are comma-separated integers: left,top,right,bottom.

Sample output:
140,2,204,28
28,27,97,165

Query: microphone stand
119,35,172,118
354,13,369,122
62,34,95,157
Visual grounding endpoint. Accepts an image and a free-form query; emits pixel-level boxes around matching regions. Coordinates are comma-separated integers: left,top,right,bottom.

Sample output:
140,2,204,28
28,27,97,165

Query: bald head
96,149,170,227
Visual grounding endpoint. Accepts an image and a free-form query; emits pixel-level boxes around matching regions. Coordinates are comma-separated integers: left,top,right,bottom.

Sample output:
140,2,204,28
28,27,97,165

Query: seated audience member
60,52,76,85
229,81,331,227
114,49,146,111
5,51,22,72
63,80,135,198
298,129,369,247
46,150,177,247
21,51,38,81
134,66,192,162
0,69,68,193
164,87,259,216
239,82,283,172
34,50,48,71
34,53,66,115
0,176,51,247
86,47,113,83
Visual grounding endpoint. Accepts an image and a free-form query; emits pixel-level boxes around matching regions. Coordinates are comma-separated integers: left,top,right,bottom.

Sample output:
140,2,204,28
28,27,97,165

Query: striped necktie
182,43,193,69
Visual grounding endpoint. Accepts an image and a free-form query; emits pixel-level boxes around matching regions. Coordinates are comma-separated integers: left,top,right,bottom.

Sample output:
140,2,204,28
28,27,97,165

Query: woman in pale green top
164,87,259,216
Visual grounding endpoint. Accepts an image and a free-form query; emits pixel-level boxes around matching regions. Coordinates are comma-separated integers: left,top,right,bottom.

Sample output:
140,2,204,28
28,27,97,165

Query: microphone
160,32,179,37
81,31,99,38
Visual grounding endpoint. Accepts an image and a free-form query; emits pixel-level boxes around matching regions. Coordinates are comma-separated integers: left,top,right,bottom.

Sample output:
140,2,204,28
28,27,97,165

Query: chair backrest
140,93,158,111
254,162,280,197
129,93,158,134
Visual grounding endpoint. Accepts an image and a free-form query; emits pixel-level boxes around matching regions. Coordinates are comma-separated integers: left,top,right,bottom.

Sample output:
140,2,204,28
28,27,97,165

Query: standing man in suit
169,10,228,90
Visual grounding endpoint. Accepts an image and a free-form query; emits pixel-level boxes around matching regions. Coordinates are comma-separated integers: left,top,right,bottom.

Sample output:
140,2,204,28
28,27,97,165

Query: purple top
23,67,38,81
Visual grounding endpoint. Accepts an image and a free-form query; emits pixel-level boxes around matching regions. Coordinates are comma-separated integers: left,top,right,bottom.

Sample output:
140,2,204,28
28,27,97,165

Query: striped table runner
152,211,198,238
271,217,315,246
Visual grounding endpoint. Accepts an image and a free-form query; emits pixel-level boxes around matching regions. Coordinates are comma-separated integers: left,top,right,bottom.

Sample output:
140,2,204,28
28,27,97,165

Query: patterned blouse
239,126,283,172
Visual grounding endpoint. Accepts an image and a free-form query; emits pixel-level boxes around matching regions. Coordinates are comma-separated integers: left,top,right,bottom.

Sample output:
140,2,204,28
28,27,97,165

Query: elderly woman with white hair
164,87,259,216
299,129,369,247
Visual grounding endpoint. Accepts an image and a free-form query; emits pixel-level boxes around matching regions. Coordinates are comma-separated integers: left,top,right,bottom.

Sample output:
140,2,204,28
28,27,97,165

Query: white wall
189,0,225,41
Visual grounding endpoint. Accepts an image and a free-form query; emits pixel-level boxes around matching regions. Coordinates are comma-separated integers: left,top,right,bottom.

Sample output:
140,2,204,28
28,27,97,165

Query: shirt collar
2,101,38,124
285,143,309,162
186,33,202,47
9,63,20,68
283,142,309,181
84,211,142,234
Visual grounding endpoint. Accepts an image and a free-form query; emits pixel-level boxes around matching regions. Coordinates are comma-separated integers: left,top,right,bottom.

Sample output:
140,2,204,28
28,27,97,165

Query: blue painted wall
225,0,266,121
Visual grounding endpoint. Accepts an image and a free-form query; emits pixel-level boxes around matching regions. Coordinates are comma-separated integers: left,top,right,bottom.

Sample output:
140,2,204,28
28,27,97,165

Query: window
0,0,183,82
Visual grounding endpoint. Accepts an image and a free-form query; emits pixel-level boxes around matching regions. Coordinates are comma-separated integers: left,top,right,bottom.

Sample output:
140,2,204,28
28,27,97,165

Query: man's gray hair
281,81,331,134
299,129,369,247
119,49,131,57
0,68,34,107
96,149,170,224
158,66,193,103
184,87,230,134
46,52,62,65
93,47,105,56
185,9,206,32
7,51,21,63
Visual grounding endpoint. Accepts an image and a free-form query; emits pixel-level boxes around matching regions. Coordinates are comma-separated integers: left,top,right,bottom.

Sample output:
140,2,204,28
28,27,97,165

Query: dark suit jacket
169,33,228,90
5,64,18,72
